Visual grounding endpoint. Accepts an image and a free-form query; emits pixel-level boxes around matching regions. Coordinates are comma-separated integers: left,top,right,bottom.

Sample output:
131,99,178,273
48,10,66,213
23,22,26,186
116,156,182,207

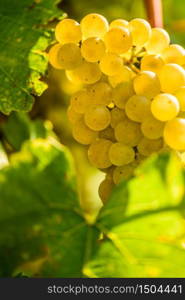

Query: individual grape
140,54,164,73
72,119,98,144
84,105,111,131
164,118,185,150
162,44,185,65
145,28,170,54
70,90,91,114
108,65,133,87
151,93,180,121
65,70,83,85
55,18,82,44
67,105,82,124
113,81,134,109
81,37,106,62
159,63,185,93
98,176,115,203
113,163,135,184
80,13,109,39
87,82,113,106
99,126,115,141
141,116,165,139
48,44,63,69
125,95,151,122
99,53,123,76
115,119,142,146
174,86,185,111
129,18,151,47
61,71,82,95
133,71,161,99
110,107,127,128
137,137,163,156
88,139,112,169
68,61,102,84
109,142,135,166
110,19,128,29
56,43,83,70
104,27,132,54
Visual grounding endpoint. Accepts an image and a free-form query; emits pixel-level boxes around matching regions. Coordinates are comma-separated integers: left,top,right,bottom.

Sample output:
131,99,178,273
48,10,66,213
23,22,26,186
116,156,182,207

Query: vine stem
144,0,163,28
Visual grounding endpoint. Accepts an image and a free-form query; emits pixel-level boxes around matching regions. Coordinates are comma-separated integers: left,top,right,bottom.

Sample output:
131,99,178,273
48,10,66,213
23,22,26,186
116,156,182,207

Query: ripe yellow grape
81,37,106,62
87,82,113,106
67,105,82,124
115,119,142,146
55,19,82,44
151,93,180,121
88,139,112,169
141,116,165,139
80,13,109,39
104,27,132,54
174,86,185,111
99,53,123,76
110,107,127,128
109,142,135,166
98,176,115,203
113,163,135,184
162,44,185,65
72,118,98,144
137,137,163,156
65,70,83,85
140,54,164,73
125,95,151,122
48,44,63,69
56,43,83,70
159,63,185,93
84,105,111,131
110,19,128,29
145,28,170,54
99,126,115,141
113,81,134,109
60,70,82,95
70,90,91,114
164,118,185,150
129,18,151,47
68,61,102,84
108,65,133,88
133,71,161,99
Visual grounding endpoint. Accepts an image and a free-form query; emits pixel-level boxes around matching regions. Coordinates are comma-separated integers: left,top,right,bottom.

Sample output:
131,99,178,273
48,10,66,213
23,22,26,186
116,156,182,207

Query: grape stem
126,47,144,73
144,0,163,28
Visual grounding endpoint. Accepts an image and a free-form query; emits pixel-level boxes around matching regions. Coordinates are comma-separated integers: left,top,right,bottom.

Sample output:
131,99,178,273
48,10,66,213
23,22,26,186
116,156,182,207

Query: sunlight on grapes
48,12,185,206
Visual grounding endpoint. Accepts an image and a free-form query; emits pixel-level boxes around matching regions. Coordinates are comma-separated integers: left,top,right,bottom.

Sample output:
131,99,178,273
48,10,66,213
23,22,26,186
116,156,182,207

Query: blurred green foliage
0,121,185,277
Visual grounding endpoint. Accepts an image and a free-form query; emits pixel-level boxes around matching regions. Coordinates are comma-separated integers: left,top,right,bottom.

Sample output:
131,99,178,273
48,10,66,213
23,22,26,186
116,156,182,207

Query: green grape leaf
0,137,99,277
2,112,53,150
85,154,185,277
0,0,64,114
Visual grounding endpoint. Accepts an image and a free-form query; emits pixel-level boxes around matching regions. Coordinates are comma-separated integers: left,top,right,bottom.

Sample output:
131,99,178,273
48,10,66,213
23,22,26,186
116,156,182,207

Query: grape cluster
48,14,185,203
